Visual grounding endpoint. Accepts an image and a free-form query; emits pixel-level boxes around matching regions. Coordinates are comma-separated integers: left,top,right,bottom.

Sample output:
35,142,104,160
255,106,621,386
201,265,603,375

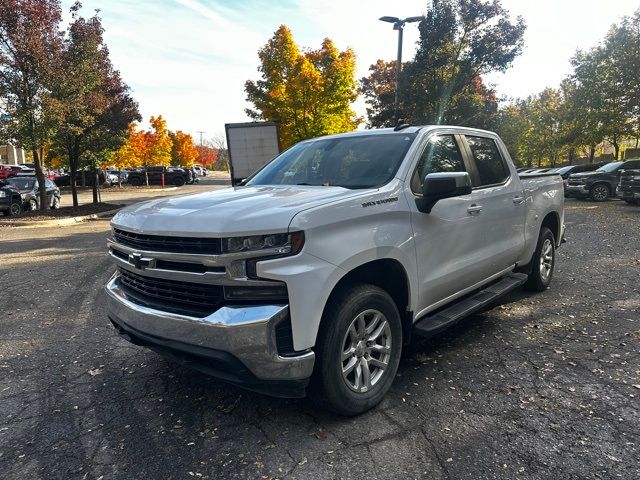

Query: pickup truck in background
566,159,640,201
617,161,640,205
105,126,564,416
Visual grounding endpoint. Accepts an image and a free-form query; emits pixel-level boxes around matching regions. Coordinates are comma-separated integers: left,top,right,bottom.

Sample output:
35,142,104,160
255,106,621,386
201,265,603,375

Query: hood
111,185,367,236
570,170,603,179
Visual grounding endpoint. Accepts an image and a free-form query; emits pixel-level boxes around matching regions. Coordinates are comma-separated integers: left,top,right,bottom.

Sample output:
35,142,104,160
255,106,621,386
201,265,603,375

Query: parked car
192,165,204,176
0,164,16,180
0,180,24,216
53,170,106,187
554,163,603,196
4,175,61,210
105,126,565,416
566,159,640,201
617,159,640,205
126,166,190,187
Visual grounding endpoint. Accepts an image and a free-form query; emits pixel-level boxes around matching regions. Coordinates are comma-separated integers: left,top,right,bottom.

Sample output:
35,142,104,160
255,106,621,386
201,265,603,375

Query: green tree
245,25,361,148
361,0,525,128
50,3,140,205
0,0,63,210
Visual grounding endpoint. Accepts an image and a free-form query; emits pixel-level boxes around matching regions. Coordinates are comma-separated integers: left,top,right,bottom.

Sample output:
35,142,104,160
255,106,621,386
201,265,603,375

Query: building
0,144,26,165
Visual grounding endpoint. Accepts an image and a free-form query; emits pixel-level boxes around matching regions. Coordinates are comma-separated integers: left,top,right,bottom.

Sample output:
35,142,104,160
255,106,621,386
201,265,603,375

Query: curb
0,207,122,228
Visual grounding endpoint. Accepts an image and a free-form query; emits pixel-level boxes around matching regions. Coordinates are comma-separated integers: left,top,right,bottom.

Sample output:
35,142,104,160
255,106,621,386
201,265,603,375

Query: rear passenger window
466,136,508,187
411,135,466,193
624,160,640,169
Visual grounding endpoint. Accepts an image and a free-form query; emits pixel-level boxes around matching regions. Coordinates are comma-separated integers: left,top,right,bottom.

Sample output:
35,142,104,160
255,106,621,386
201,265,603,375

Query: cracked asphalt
0,198,638,480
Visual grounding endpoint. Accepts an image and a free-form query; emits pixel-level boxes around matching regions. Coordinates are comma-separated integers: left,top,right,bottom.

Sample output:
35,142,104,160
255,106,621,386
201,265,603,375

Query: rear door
459,134,526,273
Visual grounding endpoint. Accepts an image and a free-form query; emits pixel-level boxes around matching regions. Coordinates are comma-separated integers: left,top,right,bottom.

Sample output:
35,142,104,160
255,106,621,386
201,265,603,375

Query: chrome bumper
105,273,315,382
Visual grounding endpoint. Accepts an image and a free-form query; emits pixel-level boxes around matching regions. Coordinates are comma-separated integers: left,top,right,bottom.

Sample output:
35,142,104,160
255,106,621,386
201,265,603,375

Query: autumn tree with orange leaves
170,131,198,167
245,25,361,148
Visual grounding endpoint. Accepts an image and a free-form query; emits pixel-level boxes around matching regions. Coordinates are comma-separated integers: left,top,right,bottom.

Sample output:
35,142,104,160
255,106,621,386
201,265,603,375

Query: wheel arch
320,259,413,345
541,211,561,245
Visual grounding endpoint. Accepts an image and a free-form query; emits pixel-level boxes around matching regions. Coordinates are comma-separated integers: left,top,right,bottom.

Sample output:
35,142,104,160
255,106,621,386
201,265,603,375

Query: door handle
513,195,525,205
467,204,483,215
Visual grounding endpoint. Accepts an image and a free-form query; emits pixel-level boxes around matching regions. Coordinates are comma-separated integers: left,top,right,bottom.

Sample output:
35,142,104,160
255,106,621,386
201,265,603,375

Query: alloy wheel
539,238,554,283
341,309,392,393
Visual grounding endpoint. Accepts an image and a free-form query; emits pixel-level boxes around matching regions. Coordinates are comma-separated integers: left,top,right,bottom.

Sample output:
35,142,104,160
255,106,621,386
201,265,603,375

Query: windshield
6,177,35,190
597,161,623,172
246,133,417,189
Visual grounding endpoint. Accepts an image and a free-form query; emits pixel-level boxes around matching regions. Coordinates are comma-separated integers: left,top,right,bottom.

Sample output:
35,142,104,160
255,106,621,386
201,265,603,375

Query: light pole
379,15,423,124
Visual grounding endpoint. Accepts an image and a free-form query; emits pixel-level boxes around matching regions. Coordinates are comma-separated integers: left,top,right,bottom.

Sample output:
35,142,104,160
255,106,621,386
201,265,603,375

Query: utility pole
197,131,206,146
379,16,423,124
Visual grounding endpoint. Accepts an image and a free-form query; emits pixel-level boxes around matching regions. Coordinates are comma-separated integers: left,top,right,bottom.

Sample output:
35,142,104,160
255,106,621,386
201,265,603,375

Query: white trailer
225,122,281,185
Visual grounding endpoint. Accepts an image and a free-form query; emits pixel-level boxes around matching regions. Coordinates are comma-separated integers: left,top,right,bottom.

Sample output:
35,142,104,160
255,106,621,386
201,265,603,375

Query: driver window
411,135,466,193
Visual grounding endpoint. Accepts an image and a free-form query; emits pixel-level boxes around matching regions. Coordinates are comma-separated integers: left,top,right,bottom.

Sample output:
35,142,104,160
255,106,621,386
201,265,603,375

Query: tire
524,227,556,292
311,283,403,416
173,176,185,187
589,183,610,202
129,176,142,186
29,198,38,211
51,196,60,209
8,201,22,216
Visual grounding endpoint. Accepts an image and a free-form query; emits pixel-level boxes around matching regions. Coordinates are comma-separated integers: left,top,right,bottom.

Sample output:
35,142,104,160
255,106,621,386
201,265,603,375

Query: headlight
0,191,5,198
633,176,640,181
222,231,304,255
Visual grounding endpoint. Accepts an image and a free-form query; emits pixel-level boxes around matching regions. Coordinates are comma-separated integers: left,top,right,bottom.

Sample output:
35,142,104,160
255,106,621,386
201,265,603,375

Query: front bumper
105,273,315,396
566,184,589,196
617,187,640,199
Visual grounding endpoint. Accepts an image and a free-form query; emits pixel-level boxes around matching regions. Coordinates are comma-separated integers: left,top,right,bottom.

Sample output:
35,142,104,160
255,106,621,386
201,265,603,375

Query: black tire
29,198,38,211
173,176,185,187
7,200,22,216
589,183,610,202
129,176,142,187
524,227,556,292
51,196,60,209
311,283,403,416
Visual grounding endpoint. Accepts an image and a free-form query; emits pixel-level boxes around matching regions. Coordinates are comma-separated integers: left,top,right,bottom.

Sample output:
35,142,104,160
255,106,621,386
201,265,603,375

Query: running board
413,273,528,337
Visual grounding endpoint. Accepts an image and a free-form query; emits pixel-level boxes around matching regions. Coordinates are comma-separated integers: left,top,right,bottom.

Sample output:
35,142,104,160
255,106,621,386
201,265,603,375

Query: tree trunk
32,148,48,211
92,167,99,204
70,144,79,208
145,169,149,186
612,135,620,160
589,144,596,163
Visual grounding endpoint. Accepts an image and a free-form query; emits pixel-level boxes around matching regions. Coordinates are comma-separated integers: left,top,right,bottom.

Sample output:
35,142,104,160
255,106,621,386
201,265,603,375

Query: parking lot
0,197,638,480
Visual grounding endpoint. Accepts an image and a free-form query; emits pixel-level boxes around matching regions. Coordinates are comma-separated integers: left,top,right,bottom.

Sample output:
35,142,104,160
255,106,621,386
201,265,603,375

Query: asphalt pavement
0,197,638,480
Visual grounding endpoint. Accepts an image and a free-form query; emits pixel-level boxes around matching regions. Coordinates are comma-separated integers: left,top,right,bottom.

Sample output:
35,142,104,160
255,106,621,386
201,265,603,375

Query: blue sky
62,0,640,142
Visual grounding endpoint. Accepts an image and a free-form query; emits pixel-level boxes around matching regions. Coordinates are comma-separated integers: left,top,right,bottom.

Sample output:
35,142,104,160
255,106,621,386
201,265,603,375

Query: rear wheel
51,196,60,209
589,183,610,201
311,283,402,416
129,176,142,187
29,198,38,211
524,227,555,292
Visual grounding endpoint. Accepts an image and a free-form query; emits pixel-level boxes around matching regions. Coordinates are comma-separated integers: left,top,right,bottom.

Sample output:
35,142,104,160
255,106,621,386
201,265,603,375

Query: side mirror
416,172,472,213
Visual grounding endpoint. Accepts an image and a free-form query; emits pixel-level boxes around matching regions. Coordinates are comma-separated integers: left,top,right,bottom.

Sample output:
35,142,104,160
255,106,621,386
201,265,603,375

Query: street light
379,15,423,124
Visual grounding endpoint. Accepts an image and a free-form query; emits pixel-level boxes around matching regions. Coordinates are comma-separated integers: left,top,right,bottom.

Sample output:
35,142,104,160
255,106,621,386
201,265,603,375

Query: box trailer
225,122,281,186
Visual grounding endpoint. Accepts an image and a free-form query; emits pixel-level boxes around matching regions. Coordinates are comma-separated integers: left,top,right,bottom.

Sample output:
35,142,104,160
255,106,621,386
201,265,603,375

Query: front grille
113,228,221,254
568,179,584,186
118,268,224,316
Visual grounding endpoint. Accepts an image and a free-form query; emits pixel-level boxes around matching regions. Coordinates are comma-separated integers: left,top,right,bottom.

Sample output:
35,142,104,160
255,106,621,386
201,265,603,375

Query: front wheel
173,176,185,187
311,284,402,416
8,201,22,216
589,184,610,201
524,227,556,292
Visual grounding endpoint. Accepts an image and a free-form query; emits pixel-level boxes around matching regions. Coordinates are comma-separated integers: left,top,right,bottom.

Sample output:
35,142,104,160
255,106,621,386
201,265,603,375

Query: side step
413,273,528,337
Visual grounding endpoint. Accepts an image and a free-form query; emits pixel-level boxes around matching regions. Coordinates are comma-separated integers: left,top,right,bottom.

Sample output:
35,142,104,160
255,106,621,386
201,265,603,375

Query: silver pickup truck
105,126,565,416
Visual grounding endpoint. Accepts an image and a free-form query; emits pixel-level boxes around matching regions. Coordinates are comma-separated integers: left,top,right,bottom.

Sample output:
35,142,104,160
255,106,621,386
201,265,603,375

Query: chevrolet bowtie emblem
128,252,155,270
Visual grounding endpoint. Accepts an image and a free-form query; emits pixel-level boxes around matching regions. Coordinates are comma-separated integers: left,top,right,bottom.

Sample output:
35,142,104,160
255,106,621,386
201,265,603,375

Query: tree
112,123,143,172
139,115,171,185
361,0,525,128
170,130,197,167
245,25,361,148
50,3,139,205
0,0,63,210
